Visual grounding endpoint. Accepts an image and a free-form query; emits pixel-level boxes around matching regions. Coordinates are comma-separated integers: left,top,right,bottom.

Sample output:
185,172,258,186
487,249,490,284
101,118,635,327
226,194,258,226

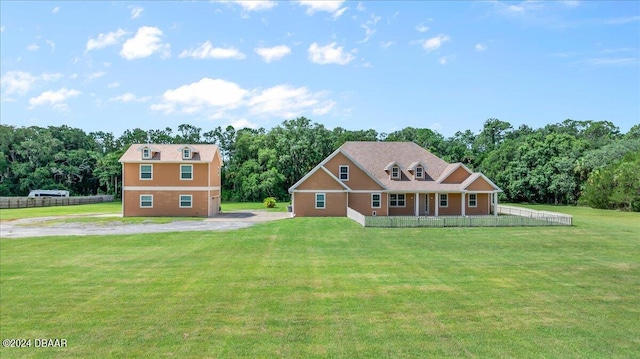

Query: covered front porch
386,192,499,217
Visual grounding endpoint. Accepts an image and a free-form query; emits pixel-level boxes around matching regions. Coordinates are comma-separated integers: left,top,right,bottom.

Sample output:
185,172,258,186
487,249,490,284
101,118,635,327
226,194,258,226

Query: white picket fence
497,205,573,226
347,206,572,228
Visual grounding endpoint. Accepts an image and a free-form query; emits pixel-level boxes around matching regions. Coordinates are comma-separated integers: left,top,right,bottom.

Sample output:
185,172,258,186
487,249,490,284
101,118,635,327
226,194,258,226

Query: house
288,142,501,217
119,144,222,217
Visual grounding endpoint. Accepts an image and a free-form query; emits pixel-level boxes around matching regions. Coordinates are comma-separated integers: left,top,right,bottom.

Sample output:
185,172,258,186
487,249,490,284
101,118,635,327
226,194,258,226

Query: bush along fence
0,195,114,209
347,205,572,228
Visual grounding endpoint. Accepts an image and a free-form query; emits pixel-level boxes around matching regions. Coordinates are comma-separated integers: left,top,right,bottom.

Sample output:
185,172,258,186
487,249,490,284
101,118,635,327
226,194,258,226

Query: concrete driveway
0,211,291,239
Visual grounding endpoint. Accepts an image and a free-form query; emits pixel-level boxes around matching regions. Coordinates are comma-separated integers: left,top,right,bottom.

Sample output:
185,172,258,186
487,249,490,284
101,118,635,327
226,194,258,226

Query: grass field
0,201,122,221
1,206,638,358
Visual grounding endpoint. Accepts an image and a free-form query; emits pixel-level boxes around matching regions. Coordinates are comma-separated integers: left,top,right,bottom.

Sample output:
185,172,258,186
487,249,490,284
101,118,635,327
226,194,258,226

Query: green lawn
1,206,638,358
0,201,122,221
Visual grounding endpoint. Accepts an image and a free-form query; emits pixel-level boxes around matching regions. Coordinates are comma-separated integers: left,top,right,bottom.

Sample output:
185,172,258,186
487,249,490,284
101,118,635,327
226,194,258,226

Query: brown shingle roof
339,142,499,192
118,144,220,163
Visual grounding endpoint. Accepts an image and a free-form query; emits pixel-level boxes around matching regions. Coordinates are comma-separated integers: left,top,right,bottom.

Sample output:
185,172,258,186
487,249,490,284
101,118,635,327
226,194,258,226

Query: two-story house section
119,144,222,217
288,141,502,217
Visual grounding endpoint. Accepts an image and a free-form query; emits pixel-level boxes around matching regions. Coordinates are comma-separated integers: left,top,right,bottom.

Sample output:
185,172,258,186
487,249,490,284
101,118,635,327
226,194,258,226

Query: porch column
461,192,466,216
435,193,439,217
493,192,498,217
414,192,419,216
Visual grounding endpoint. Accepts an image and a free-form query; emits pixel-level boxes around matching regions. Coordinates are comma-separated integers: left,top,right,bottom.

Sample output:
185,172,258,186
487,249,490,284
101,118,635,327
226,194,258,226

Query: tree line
1,117,638,211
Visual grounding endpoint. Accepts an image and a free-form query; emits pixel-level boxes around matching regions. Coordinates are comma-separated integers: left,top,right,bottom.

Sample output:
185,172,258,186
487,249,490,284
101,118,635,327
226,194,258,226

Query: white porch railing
345,207,572,228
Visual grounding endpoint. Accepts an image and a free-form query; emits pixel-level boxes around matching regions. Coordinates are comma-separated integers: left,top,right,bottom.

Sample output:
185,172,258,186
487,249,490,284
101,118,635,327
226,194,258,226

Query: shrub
263,197,277,208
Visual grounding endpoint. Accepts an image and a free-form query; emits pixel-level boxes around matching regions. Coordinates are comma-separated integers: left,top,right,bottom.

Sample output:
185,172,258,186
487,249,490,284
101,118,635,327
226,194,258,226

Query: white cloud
298,0,347,18
129,6,144,19
430,122,442,131
1,71,62,96
415,24,429,33
86,29,128,53
248,85,325,118
86,72,106,81
179,41,245,60
255,45,291,63
356,2,365,11
109,93,151,102
151,78,248,114
438,55,455,65
151,77,337,120
308,42,355,65
29,88,81,109
107,82,120,88
40,73,63,81
228,118,258,129
380,40,394,48
359,14,381,43
46,39,55,52
27,43,40,51
120,26,170,60
232,1,276,12
475,43,487,52
52,6,59,14
422,34,450,52
1,71,37,95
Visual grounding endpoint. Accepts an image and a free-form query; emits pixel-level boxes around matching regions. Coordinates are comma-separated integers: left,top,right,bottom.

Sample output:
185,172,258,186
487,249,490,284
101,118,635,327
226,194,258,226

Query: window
180,165,193,180
468,193,477,207
142,148,151,159
440,193,448,207
315,193,326,209
390,194,406,207
371,193,381,208
182,148,191,159
140,164,153,180
140,195,153,208
339,165,349,181
391,166,400,179
179,195,192,208
415,166,423,179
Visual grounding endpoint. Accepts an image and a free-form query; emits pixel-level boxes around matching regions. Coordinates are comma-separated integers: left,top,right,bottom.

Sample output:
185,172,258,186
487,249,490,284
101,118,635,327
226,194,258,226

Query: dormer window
416,166,423,179
182,148,191,160
142,148,151,159
339,165,349,181
391,166,400,179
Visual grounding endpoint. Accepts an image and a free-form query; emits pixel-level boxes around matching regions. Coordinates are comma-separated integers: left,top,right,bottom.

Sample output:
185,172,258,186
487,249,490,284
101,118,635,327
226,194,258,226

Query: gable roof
340,142,452,191
290,141,502,193
119,144,221,163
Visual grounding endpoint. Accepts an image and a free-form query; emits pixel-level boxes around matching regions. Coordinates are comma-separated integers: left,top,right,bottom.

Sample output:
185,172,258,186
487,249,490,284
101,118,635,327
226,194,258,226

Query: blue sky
1,1,638,138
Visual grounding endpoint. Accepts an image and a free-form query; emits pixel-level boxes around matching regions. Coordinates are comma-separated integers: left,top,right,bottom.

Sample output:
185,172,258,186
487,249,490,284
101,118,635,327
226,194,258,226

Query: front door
425,194,429,215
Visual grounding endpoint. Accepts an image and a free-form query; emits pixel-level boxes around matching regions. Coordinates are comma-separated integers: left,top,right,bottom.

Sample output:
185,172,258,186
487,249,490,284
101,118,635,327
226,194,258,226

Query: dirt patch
0,211,290,239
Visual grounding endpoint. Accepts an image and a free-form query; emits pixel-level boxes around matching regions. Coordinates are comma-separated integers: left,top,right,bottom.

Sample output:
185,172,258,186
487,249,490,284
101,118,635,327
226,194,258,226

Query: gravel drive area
0,211,290,239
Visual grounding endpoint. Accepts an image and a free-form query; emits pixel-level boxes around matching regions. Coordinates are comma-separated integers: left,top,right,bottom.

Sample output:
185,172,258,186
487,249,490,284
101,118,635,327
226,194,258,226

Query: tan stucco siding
296,168,345,190
438,193,462,215
465,193,490,215
466,177,496,191
324,152,384,190
441,167,471,184
123,190,209,217
348,192,388,216
293,192,347,217
123,163,210,187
